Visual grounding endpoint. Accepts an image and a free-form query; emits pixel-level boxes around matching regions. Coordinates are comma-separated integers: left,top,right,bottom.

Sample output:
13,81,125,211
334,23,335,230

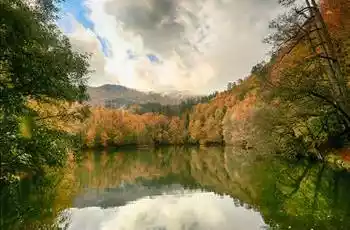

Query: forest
1,0,350,228
1,0,350,186
81,0,350,161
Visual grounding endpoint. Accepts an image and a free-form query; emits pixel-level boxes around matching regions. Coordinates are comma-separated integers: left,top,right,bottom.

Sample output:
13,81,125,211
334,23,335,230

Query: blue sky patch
58,0,112,57
60,0,94,30
147,54,160,64
98,36,112,57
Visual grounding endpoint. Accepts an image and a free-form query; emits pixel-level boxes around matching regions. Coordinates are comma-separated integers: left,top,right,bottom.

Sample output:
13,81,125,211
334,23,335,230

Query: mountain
87,84,193,108
158,90,197,100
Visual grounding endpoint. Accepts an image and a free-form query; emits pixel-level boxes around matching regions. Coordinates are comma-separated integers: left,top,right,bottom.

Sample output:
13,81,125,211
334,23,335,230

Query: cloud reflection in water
58,190,266,230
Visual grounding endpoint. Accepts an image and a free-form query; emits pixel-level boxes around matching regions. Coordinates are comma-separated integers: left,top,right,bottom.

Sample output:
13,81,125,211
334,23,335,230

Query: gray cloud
104,0,188,56
86,0,282,93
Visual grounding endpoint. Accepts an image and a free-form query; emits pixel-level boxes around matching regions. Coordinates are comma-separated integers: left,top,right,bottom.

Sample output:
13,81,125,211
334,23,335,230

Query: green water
1,146,350,230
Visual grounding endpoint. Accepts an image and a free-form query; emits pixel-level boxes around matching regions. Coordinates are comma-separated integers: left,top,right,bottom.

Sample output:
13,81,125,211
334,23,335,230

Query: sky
58,0,282,94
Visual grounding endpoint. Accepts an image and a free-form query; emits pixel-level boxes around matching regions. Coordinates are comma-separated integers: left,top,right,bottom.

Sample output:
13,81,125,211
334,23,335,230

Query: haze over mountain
87,84,195,107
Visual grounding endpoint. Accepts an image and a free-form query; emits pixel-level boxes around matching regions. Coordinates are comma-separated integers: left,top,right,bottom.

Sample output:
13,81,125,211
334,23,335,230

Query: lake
2,146,350,230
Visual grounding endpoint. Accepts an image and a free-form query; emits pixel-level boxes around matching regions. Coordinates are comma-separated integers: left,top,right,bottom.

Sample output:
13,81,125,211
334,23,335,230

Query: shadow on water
2,146,350,229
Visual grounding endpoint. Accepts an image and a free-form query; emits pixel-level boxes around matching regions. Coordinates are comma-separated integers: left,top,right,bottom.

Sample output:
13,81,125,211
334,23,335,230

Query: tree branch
307,91,350,125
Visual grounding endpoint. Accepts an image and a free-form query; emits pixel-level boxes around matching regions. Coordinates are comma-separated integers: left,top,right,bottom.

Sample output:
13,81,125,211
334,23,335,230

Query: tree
265,0,350,127
0,0,90,181
167,117,186,144
260,0,350,159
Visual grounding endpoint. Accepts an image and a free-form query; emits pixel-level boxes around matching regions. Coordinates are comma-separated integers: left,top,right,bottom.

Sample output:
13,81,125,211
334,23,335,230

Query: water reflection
2,146,350,229
59,190,266,230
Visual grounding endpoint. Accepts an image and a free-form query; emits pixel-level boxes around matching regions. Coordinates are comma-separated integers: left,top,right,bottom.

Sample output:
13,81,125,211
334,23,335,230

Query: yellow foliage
18,116,32,139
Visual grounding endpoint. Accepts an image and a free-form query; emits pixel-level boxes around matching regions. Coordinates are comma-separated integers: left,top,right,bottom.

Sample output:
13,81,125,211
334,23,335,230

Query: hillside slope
87,84,192,107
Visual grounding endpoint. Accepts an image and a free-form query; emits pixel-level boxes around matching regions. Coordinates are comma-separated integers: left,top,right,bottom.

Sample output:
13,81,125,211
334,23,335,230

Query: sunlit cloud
61,0,282,93
60,13,120,86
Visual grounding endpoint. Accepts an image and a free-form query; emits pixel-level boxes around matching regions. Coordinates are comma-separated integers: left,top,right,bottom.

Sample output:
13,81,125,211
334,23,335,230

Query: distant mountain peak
87,84,194,108
94,84,128,91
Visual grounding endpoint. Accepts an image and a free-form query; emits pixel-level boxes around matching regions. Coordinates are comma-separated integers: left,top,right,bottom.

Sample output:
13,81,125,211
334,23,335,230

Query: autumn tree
259,0,350,159
269,0,349,121
167,117,186,144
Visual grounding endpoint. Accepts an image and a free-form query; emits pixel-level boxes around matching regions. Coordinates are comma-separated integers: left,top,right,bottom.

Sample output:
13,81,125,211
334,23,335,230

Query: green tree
0,0,89,181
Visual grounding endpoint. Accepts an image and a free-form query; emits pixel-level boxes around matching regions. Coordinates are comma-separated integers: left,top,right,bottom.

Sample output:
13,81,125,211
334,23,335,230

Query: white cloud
60,14,120,86
58,191,266,230
65,0,282,93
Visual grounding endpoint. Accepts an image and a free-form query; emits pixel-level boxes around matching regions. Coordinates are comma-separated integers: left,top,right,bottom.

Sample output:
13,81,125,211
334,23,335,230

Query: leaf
18,116,33,139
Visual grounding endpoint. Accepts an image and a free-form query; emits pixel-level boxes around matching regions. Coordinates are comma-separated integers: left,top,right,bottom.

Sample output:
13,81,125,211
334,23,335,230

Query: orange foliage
210,91,238,109
221,92,260,146
230,94,257,121
168,116,186,144
187,74,263,145
82,74,266,147
321,0,350,36
82,107,187,147
340,148,350,162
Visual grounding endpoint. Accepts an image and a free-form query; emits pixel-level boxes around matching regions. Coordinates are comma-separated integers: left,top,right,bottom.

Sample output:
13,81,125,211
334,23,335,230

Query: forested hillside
2,1,349,228
87,84,191,107
82,0,350,161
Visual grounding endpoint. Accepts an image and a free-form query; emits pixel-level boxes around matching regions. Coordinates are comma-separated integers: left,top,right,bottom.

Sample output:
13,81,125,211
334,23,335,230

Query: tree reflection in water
2,146,350,229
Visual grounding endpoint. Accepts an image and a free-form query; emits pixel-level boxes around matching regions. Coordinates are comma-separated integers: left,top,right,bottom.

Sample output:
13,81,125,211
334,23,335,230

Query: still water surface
2,146,350,229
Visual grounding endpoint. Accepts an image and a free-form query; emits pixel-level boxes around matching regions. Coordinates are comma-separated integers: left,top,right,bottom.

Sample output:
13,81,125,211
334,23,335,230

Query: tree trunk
305,0,350,126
